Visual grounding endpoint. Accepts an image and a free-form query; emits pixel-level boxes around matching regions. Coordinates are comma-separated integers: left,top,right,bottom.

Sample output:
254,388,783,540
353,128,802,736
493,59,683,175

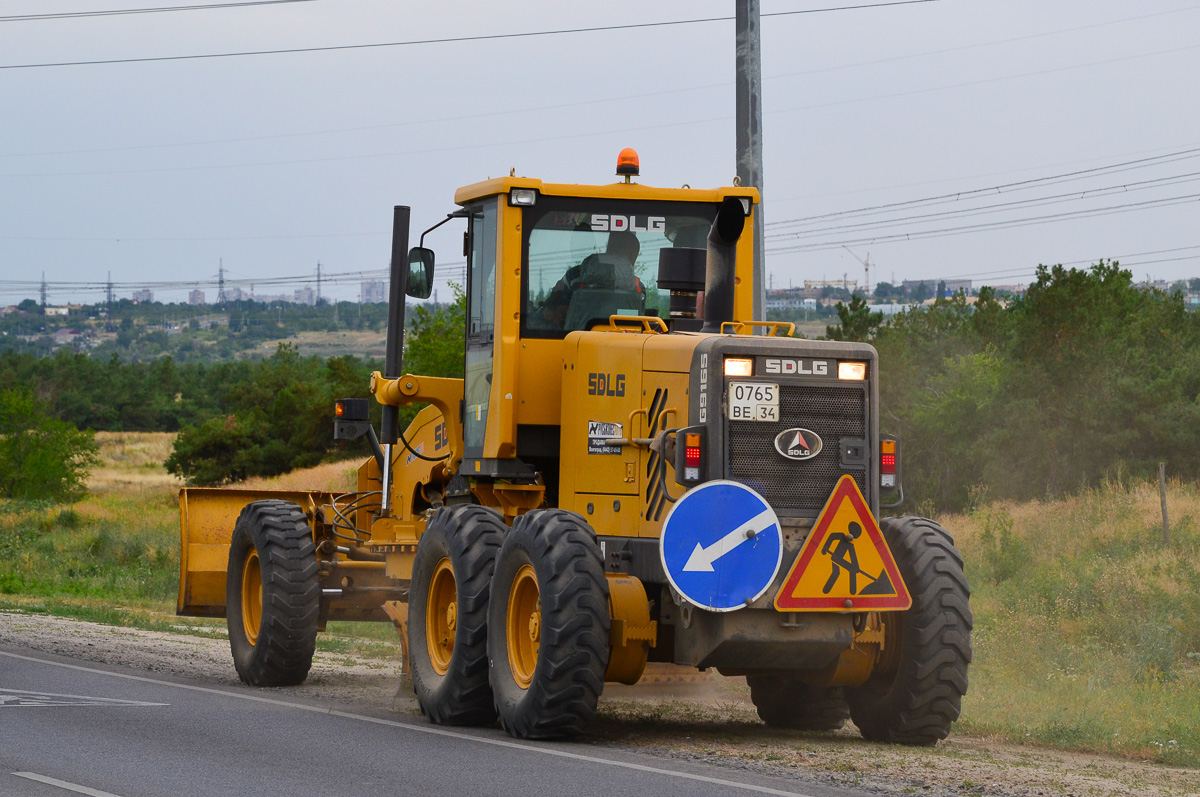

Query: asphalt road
0,646,873,797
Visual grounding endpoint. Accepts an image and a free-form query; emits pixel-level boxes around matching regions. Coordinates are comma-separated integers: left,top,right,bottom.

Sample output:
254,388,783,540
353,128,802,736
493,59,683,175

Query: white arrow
683,509,777,572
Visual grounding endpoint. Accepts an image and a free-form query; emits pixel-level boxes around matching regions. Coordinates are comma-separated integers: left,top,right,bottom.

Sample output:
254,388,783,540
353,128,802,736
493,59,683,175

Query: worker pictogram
774,475,911,611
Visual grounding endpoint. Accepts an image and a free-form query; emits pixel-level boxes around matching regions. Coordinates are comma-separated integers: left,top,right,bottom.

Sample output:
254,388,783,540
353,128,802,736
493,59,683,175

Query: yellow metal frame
604,574,657,684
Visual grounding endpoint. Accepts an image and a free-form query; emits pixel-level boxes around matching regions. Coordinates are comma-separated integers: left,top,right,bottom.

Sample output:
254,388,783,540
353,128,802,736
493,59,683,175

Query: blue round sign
660,480,783,612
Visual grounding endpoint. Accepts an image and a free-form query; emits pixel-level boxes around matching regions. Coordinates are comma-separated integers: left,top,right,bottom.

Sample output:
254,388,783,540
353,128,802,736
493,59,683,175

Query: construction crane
842,246,872,297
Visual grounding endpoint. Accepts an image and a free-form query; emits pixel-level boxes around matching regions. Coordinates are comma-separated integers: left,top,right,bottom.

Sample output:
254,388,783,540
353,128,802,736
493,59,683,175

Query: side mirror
406,247,434,299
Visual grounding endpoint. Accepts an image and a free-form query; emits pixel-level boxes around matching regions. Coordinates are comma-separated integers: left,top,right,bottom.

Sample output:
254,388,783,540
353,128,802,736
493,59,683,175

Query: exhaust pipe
381,205,410,445
700,196,747,333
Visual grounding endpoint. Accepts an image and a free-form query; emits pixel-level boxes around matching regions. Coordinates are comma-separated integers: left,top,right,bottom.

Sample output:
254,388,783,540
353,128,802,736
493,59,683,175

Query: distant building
132,290,153,303
1138,279,1171,292
44,306,70,316
901,279,971,298
873,303,918,317
804,278,859,292
188,290,206,305
294,287,315,306
361,280,387,304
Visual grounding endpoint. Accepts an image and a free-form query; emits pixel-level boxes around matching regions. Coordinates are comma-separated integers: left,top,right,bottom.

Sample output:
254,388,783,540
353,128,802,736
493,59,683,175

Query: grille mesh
727,384,867,518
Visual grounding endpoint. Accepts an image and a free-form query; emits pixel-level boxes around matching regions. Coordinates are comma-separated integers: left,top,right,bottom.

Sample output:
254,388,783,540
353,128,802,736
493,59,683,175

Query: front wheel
226,500,320,687
487,509,610,739
845,516,972,745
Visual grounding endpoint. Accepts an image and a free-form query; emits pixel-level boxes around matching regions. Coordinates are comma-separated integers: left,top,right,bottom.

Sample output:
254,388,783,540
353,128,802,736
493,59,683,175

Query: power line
767,146,1200,229
2,6,1185,160
767,192,1200,255
0,1,940,70
767,170,1200,241
0,1,317,23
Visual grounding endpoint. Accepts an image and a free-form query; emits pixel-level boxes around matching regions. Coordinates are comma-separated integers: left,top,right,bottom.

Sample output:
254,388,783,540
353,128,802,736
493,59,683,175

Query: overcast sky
2,0,1199,305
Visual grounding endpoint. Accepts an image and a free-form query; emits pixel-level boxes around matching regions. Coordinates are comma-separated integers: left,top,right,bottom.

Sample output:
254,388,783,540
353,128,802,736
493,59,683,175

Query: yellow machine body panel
381,404,452,524
559,329,699,539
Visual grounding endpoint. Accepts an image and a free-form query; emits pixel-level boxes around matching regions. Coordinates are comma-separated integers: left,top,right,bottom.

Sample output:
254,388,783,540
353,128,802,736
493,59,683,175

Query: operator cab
400,151,758,499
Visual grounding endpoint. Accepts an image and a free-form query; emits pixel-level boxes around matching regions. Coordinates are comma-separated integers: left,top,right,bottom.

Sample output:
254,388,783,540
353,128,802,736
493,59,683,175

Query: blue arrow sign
660,480,783,612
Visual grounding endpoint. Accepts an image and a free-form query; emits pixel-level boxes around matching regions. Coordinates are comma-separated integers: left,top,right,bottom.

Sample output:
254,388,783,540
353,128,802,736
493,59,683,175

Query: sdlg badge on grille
774,428,822,460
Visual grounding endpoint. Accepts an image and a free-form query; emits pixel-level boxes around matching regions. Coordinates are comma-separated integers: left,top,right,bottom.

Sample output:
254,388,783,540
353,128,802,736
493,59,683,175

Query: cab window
522,198,715,338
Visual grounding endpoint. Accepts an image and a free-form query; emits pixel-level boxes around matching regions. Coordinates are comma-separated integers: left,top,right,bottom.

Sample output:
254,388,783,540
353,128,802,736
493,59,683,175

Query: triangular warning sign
774,475,911,611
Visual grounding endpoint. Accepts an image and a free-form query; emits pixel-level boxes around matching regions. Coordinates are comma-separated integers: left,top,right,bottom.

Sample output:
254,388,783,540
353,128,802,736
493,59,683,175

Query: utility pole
106,271,113,316
39,272,47,310
736,0,765,321
217,259,227,305
316,261,323,305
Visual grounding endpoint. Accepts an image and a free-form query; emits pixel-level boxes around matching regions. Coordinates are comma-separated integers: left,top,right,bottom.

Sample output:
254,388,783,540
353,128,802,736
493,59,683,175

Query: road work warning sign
774,475,911,611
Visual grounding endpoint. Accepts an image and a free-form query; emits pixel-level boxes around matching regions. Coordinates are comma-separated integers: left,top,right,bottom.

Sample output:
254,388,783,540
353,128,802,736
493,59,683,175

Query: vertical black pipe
380,205,410,444
700,197,747,333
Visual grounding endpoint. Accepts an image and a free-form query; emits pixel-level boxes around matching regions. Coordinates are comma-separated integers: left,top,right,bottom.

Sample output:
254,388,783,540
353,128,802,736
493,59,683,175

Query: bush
0,388,98,501
877,264,1200,511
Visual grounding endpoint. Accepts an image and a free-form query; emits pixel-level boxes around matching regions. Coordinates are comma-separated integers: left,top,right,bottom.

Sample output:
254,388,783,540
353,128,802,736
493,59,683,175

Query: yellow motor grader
177,150,971,743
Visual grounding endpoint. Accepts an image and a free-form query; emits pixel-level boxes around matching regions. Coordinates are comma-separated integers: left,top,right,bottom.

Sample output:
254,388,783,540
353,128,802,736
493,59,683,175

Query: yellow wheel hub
507,564,541,689
240,548,263,646
426,558,458,676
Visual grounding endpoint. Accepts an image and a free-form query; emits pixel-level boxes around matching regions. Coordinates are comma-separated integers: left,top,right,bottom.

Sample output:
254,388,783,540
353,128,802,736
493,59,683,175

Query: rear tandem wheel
486,509,610,739
225,500,320,687
408,504,505,725
845,516,972,745
746,676,850,731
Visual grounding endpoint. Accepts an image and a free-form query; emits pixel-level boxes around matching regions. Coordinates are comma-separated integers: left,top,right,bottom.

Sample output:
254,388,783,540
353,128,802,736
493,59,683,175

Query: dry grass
233,459,360,493
938,475,1200,766
87,431,181,492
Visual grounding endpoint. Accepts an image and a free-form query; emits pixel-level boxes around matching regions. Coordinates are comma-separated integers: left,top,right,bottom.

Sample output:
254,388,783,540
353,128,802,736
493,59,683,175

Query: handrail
606,315,669,334
719,320,797,337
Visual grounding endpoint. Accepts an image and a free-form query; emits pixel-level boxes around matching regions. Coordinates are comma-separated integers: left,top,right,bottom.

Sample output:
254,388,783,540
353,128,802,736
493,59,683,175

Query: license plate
728,382,779,422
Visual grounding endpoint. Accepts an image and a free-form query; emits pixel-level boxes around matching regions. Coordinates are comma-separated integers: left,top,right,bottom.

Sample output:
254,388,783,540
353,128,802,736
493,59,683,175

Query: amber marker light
724,357,753,377
335,401,346,417
616,148,640,177
838,361,867,380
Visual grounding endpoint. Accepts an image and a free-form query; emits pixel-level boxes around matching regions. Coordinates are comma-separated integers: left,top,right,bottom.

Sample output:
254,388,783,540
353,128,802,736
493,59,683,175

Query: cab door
463,197,498,460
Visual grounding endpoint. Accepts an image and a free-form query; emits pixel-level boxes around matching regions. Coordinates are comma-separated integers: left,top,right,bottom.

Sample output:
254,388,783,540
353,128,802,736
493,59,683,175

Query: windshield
522,197,716,337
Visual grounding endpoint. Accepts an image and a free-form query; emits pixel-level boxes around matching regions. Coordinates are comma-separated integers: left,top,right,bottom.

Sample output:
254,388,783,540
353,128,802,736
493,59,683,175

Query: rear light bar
880,436,899,488
674,425,707,487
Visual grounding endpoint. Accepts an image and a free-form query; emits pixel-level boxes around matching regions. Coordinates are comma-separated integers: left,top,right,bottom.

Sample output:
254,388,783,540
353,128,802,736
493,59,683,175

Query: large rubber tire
226,500,320,687
845,516,972,745
409,505,505,726
487,509,610,739
746,676,850,731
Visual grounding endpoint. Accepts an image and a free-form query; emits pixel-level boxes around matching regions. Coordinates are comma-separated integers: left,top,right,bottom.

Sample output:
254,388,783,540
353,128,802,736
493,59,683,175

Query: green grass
0,493,178,605
950,478,1200,767
0,492,398,659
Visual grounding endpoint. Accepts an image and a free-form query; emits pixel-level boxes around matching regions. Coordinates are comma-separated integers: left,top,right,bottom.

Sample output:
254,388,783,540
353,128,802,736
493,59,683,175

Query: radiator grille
726,383,867,518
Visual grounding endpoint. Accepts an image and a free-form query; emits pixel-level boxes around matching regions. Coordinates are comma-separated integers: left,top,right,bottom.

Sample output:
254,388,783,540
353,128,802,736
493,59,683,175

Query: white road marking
12,772,124,797
0,688,167,708
0,649,818,797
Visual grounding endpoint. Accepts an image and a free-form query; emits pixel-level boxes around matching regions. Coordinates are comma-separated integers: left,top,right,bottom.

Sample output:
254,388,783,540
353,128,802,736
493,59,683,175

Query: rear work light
508,188,537,206
724,357,752,377
838,361,867,380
